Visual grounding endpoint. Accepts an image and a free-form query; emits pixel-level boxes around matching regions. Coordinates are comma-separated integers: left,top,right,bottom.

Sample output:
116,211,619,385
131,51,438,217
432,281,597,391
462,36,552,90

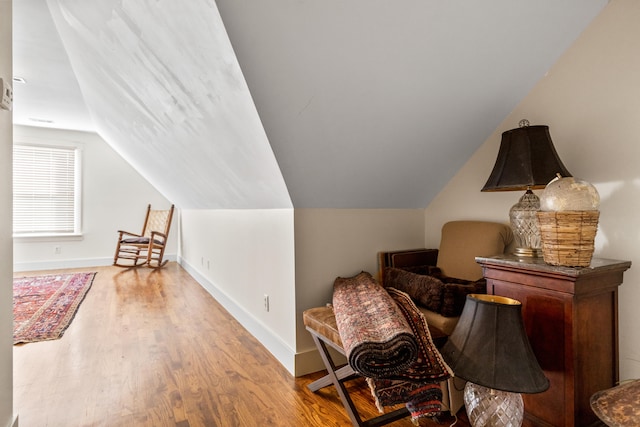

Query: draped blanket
332,271,452,422
333,272,418,378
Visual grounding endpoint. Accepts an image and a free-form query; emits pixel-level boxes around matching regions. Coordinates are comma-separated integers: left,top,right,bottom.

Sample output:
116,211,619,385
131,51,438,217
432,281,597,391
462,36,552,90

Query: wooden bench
304,306,410,427
303,306,455,427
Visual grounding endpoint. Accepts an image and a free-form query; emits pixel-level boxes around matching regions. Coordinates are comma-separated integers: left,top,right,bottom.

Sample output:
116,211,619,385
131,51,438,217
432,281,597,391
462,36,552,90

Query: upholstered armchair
378,220,514,336
377,220,514,416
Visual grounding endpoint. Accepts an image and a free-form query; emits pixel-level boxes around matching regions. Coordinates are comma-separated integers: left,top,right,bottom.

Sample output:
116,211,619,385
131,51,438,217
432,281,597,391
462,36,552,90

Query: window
13,143,82,236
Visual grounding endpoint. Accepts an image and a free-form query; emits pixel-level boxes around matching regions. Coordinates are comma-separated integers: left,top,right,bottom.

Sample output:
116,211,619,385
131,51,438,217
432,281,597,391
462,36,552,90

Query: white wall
0,0,16,423
13,126,176,271
178,209,297,372
426,0,640,381
178,208,426,376
293,209,425,375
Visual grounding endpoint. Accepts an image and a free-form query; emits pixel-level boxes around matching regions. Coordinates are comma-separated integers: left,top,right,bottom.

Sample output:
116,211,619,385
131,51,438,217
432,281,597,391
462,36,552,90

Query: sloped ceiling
12,0,608,209
215,0,608,208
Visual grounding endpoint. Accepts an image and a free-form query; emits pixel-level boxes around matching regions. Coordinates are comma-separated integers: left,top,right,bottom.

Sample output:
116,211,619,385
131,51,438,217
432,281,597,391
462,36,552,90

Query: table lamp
481,120,571,257
440,294,549,426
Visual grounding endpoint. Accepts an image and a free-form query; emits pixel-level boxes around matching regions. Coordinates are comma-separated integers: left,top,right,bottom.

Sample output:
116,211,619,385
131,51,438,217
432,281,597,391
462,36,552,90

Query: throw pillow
383,267,443,313
440,278,487,317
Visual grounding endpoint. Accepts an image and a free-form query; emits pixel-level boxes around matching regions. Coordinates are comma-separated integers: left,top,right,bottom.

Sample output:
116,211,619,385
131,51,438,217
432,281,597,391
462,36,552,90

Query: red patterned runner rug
13,272,96,344
333,271,418,379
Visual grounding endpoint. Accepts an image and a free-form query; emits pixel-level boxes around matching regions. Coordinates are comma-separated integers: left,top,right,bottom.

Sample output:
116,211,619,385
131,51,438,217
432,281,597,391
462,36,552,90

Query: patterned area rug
332,271,452,422
333,271,418,379
13,272,96,344
368,287,452,422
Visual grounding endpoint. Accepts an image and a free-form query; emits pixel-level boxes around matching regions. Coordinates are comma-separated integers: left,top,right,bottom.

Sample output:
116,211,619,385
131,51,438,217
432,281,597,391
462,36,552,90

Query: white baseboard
294,345,347,377
295,348,327,377
13,254,177,272
178,256,296,376
13,257,113,272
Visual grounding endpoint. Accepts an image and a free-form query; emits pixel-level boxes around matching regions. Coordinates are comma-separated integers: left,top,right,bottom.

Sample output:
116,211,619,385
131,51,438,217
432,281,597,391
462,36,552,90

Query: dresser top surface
476,254,631,277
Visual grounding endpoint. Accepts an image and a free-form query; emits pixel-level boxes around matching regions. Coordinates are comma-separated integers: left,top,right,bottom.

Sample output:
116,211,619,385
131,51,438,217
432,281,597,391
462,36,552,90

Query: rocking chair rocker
113,204,174,268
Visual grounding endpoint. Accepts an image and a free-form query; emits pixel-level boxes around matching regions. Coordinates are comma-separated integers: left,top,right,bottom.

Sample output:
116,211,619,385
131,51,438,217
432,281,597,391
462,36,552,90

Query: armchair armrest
377,248,438,284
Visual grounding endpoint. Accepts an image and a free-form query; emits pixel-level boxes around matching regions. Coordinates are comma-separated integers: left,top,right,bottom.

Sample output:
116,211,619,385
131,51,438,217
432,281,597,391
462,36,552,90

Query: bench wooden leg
308,364,357,392
308,330,410,427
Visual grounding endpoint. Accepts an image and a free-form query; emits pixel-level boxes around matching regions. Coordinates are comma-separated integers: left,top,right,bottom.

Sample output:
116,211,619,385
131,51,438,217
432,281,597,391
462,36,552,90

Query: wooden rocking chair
113,204,175,268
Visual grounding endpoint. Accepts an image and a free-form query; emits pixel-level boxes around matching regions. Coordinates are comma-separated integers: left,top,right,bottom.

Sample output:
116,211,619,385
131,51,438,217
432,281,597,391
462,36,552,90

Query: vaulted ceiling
12,0,608,209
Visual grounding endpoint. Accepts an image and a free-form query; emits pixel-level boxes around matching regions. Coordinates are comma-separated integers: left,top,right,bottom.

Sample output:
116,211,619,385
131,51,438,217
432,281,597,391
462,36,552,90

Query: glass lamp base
513,247,542,258
510,189,542,258
464,382,524,427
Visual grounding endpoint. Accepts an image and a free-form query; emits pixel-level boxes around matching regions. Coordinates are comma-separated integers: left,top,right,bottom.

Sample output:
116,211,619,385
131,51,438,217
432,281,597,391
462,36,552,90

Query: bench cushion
303,306,342,347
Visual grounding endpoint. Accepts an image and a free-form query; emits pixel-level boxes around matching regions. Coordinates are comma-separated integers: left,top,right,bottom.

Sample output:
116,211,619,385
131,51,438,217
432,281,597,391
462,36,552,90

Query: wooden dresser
475,255,631,427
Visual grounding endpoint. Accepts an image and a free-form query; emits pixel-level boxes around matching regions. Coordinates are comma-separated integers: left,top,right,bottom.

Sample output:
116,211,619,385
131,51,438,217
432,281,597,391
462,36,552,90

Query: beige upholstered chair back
436,221,513,281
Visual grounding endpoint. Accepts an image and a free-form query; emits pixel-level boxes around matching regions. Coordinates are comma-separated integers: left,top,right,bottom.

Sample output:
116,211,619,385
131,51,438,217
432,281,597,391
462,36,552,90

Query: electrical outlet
263,294,270,312
0,78,13,111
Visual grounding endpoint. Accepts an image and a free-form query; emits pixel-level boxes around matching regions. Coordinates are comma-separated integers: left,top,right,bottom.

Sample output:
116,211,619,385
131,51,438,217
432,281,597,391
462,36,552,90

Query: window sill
13,234,84,243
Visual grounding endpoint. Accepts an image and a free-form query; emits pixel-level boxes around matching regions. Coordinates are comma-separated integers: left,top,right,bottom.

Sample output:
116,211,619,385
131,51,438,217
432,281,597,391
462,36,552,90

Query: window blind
13,144,80,235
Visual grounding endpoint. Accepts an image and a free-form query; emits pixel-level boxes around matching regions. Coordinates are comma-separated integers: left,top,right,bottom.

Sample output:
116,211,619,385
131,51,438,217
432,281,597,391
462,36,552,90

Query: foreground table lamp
481,120,571,257
440,294,549,426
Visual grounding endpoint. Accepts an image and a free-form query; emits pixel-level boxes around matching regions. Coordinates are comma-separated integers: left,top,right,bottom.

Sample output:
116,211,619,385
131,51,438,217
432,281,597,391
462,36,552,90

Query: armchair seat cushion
417,308,460,336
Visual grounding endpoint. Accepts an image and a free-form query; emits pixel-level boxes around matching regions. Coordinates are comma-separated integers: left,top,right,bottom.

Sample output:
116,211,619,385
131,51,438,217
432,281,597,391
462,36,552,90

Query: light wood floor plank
13,263,468,426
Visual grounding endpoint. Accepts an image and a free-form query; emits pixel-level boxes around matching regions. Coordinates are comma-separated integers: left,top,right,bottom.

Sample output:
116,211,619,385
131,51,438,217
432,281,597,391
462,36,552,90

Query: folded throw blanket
333,271,418,378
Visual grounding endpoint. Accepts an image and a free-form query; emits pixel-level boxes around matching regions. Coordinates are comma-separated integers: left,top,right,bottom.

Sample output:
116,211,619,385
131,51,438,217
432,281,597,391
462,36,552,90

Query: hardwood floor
13,263,469,426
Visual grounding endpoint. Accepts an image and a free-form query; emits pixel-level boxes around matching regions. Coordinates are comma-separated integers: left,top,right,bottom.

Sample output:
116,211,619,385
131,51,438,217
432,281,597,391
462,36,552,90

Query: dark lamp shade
481,125,571,192
440,294,549,394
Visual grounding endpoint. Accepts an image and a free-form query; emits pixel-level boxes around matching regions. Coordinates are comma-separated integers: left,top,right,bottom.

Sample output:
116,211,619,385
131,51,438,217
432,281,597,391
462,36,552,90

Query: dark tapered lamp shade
441,294,549,394
481,123,572,257
481,125,571,192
